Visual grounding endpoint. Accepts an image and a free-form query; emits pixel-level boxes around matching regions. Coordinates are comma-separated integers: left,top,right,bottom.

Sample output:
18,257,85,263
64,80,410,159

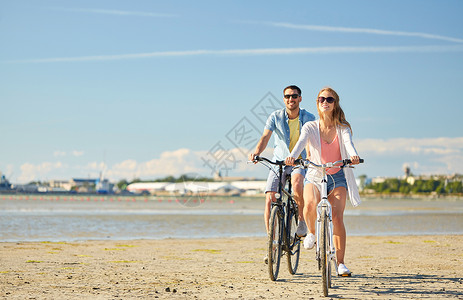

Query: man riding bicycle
249,85,316,263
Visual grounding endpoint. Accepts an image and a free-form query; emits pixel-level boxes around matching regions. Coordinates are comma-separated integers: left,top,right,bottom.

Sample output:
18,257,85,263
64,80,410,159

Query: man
250,85,316,261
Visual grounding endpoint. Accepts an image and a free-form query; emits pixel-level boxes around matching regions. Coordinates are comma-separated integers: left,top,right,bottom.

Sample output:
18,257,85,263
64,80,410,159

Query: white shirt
290,120,361,207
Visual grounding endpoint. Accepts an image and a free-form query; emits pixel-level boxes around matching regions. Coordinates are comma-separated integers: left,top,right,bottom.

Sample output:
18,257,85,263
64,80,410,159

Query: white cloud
265,22,463,44
53,151,66,157
4,45,463,64
72,150,84,157
356,137,463,176
13,137,463,183
356,137,463,155
18,162,65,183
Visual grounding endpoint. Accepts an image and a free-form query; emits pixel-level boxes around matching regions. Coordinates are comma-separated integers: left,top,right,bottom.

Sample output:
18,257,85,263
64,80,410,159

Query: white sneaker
296,221,308,237
338,263,351,276
303,233,315,250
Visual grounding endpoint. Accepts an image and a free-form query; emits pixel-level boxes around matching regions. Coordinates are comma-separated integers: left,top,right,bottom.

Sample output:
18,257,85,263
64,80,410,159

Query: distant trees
365,176,463,195
119,174,215,189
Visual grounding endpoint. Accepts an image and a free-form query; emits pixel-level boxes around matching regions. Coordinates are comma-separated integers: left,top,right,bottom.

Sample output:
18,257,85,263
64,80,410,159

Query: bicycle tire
268,205,282,281
320,211,329,297
286,202,300,275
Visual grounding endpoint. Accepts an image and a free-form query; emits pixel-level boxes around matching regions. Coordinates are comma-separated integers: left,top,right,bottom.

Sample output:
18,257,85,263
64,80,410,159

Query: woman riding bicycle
285,86,361,276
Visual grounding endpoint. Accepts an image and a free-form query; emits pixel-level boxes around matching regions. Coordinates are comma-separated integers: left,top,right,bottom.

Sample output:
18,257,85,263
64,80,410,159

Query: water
0,194,462,242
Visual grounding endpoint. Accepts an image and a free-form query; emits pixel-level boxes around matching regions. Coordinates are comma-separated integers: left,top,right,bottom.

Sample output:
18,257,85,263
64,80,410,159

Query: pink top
321,134,342,174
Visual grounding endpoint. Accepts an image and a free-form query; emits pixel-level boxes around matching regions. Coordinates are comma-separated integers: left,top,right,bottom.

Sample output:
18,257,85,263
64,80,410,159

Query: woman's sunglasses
318,96,335,104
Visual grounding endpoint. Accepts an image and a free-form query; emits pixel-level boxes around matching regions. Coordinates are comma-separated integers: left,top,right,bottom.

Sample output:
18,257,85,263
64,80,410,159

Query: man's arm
249,129,272,161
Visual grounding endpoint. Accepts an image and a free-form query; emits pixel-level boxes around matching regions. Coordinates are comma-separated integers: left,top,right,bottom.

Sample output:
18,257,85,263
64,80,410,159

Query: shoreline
2,231,462,244
1,235,462,299
1,191,462,199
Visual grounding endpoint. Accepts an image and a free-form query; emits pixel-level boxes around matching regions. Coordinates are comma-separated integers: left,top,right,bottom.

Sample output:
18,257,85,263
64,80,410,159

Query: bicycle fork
316,179,337,273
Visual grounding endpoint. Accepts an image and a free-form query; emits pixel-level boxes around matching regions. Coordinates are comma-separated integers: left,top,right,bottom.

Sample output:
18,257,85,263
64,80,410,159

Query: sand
1,235,462,299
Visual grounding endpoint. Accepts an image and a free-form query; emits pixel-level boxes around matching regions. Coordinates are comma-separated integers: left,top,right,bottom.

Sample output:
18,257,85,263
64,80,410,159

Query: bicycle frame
249,156,301,280
270,160,299,255
315,166,337,275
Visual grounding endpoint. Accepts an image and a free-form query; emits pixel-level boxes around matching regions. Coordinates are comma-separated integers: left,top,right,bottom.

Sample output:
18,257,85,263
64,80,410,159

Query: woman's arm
341,126,360,163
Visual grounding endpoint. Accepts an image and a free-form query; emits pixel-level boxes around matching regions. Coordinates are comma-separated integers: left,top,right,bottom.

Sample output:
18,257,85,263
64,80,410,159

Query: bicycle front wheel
320,212,329,297
268,205,282,281
286,204,300,275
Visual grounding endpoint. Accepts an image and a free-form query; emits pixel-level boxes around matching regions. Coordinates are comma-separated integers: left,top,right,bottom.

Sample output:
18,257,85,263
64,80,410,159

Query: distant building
48,180,73,191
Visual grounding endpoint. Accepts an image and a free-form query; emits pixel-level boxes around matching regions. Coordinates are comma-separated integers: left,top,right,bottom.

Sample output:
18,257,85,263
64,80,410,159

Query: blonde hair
316,87,352,134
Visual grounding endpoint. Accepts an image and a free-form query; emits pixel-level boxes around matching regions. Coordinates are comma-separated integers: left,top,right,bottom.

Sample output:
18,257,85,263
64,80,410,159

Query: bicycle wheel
320,211,329,297
286,202,300,275
268,205,282,281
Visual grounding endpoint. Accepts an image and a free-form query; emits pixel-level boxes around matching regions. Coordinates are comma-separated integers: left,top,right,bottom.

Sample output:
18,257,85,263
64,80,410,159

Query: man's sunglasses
318,96,335,104
284,94,299,99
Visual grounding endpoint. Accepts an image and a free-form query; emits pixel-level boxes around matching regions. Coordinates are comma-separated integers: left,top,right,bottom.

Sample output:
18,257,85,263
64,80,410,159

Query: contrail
267,22,463,44
4,45,463,64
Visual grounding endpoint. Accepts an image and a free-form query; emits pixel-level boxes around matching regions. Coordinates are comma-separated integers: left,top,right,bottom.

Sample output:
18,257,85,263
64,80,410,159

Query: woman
285,87,361,276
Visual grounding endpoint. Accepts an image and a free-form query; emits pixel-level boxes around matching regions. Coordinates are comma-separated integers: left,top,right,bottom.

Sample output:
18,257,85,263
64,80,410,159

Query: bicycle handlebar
250,156,364,169
297,158,364,169
250,155,286,166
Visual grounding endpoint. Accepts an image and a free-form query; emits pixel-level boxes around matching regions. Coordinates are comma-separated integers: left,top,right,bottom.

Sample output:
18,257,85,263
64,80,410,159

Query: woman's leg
328,186,347,264
303,183,320,234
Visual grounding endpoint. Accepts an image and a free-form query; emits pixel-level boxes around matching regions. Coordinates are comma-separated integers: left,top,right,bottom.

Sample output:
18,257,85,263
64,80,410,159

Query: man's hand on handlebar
249,153,259,164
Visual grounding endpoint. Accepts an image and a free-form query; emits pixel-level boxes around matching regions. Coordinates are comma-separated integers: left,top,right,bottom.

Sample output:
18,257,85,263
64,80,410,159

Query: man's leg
264,169,279,234
264,191,276,234
291,173,305,221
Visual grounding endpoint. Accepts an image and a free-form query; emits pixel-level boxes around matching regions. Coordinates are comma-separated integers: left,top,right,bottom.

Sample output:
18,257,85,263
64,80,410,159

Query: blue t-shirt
264,108,316,161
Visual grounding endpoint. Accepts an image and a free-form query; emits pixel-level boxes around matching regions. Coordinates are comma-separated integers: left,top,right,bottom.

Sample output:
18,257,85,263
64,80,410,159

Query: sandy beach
1,235,462,299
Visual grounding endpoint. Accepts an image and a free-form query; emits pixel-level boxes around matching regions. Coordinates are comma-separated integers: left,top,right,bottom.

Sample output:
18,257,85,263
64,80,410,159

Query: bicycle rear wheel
320,211,329,297
286,203,300,275
268,205,282,281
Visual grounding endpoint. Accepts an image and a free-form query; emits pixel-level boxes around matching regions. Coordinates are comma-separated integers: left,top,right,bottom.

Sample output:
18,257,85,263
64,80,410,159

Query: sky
1,0,463,184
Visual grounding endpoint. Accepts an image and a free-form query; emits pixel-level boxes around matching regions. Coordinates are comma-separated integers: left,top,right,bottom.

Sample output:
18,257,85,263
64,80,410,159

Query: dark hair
283,85,301,96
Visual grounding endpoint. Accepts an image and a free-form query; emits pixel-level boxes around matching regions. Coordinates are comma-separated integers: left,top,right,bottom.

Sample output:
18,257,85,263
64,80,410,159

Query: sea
1,194,462,242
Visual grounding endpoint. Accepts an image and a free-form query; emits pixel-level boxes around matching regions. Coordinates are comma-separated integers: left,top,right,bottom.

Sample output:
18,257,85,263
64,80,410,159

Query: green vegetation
364,175,463,195
126,174,215,185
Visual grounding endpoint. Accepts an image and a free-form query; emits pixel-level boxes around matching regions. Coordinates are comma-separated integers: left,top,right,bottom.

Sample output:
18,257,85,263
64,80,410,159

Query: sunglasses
318,96,335,104
284,94,299,99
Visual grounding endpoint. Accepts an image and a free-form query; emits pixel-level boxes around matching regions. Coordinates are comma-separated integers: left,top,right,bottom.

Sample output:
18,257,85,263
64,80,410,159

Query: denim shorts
304,168,347,194
265,166,306,193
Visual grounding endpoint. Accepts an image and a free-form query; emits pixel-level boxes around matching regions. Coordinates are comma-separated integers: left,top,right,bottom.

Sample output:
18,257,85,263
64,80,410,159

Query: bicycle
296,158,363,297
250,156,302,281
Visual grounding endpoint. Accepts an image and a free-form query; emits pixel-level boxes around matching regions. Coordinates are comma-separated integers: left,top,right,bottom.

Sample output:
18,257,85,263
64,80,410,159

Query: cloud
356,137,463,155
13,137,463,183
50,7,178,18
53,151,66,157
72,150,84,157
4,45,463,64
105,149,207,180
18,162,65,183
356,137,463,176
265,22,463,44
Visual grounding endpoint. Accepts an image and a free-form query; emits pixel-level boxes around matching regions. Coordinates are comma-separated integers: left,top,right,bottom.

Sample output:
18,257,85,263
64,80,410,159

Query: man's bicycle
250,156,302,281
296,158,363,297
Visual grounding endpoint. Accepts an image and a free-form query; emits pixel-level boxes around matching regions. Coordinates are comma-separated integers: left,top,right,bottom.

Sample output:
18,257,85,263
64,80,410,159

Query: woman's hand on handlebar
350,155,360,165
285,157,295,166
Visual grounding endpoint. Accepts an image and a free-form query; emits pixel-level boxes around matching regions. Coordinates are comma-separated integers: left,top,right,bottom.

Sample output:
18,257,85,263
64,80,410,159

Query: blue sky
1,0,463,183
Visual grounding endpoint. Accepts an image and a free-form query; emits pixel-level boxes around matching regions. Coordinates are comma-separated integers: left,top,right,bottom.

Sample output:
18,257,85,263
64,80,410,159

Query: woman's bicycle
250,156,302,281
296,158,363,297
